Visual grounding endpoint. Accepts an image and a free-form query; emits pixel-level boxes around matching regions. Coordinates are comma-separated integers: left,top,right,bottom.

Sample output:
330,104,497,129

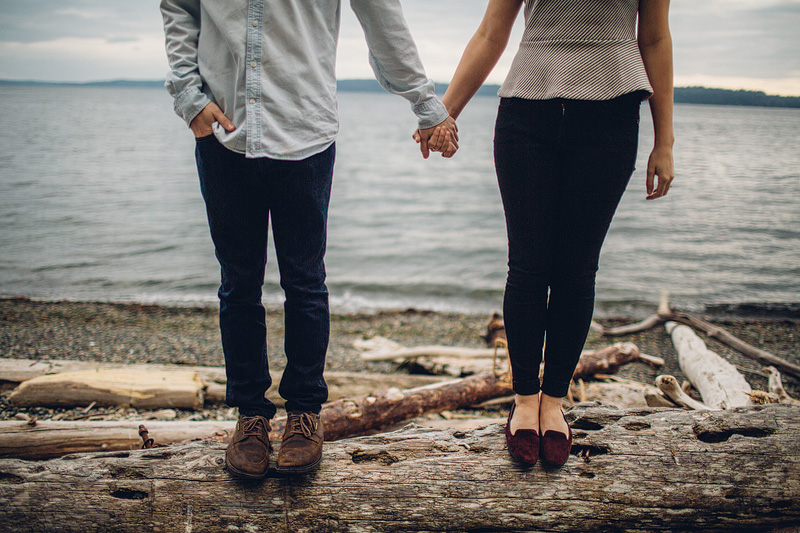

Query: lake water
1,85,798,317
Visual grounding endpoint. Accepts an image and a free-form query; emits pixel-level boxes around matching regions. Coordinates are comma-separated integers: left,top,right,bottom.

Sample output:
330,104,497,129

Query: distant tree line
2,79,799,109
674,86,800,108
335,81,800,109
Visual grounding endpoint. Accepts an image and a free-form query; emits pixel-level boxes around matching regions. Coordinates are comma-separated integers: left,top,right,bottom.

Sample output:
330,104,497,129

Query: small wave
31,261,103,272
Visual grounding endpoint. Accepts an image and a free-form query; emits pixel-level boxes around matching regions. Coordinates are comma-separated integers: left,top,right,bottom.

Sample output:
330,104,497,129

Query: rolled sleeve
169,83,211,127
161,0,210,127
412,92,449,130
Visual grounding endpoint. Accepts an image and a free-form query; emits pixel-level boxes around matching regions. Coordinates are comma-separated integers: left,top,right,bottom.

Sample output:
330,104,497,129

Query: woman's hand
645,145,674,200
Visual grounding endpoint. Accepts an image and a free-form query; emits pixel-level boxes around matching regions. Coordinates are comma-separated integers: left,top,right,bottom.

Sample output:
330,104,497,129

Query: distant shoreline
1,78,799,109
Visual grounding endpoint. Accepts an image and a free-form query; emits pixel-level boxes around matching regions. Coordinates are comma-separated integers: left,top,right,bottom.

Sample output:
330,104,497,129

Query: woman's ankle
515,392,540,406
539,393,563,409
510,393,540,433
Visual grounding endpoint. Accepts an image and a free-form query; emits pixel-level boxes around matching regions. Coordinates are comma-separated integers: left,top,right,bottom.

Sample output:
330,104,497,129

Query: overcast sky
0,0,798,95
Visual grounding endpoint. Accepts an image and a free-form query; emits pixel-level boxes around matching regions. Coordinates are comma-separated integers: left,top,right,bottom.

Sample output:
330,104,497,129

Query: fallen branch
1,405,798,531
766,366,800,405
572,343,663,380
589,292,800,381
669,311,800,380
316,372,512,442
655,375,713,410
590,290,673,336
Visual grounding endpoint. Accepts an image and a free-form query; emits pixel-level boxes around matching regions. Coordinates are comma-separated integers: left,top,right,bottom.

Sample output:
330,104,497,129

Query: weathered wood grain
7,369,205,410
1,404,798,532
0,358,446,407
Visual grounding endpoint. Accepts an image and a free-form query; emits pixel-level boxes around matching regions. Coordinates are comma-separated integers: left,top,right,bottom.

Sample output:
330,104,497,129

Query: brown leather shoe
226,415,272,479
276,411,324,474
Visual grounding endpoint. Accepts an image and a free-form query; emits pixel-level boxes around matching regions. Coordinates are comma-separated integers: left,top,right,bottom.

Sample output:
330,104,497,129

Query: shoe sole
226,456,269,480
275,455,322,474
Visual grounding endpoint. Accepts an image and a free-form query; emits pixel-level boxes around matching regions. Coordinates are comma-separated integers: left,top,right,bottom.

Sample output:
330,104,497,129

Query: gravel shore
2,297,798,422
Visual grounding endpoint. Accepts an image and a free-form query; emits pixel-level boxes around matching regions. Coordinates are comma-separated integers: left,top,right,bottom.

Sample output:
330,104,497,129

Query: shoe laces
241,416,269,437
288,412,317,438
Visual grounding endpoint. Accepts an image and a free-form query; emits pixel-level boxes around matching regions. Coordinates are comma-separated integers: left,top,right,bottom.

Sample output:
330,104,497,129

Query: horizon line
1,78,799,99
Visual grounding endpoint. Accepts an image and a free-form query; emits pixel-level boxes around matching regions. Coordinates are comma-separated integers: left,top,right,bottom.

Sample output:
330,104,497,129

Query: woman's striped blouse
498,0,654,101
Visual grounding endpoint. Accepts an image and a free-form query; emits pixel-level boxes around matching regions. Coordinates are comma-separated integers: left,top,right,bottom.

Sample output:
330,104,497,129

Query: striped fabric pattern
498,0,654,101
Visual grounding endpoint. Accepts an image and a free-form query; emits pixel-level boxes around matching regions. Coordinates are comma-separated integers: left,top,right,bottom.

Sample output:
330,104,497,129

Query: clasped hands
413,116,459,159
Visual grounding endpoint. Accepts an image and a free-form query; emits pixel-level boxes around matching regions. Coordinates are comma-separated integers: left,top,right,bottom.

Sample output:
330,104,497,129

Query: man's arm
349,0,457,158
161,0,232,135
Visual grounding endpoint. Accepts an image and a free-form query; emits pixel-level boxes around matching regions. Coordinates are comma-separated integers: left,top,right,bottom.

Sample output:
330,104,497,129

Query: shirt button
250,61,257,68
249,98,256,104
251,20,258,27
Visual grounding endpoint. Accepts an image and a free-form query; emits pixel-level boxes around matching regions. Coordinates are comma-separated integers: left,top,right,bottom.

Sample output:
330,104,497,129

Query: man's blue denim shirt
161,0,449,160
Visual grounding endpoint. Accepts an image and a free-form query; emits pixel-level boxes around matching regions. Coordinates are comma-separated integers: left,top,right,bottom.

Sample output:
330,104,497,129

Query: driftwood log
767,366,800,405
0,358,446,408
1,404,798,532
0,420,231,460
667,321,752,409
572,342,663,380
7,369,206,410
589,291,800,381
358,338,663,381
0,373,513,460
655,375,713,410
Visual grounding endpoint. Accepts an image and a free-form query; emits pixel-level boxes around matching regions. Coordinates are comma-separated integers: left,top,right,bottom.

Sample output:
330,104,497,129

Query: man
160,0,458,479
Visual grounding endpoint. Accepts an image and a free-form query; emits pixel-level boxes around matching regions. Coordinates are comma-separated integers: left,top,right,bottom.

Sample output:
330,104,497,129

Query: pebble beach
1,297,798,423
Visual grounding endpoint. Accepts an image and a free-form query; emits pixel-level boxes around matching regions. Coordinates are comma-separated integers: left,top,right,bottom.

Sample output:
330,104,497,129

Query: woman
433,0,674,466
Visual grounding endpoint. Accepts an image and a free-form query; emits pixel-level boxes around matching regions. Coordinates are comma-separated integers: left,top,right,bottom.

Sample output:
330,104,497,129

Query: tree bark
1,404,798,532
314,372,512,442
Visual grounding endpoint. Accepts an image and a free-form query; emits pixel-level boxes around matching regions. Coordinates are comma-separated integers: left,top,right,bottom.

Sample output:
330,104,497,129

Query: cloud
671,0,800,82
338,0,524,86
1,0,799,95
0,1,160,44
0,35,168,82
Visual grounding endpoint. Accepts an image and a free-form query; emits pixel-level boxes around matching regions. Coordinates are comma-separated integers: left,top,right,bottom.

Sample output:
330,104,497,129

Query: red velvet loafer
505,402,540,466
540,411,572,467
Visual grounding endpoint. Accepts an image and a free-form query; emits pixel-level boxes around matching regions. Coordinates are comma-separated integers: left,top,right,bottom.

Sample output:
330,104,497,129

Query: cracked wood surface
1,404,798,532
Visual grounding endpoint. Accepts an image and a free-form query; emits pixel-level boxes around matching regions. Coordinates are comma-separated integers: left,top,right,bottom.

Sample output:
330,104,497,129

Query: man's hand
189,102,235,138
413,116,459,159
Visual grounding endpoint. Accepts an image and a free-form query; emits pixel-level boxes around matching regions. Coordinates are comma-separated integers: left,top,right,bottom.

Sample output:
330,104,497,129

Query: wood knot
350,448,400,466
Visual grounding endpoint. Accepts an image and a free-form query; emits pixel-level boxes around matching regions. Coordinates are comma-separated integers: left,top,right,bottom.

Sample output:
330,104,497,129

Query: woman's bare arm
639,0,675,200
442,0,523,119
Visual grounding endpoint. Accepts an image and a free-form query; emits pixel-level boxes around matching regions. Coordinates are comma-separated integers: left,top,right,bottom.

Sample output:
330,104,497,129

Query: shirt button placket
246,1,264,155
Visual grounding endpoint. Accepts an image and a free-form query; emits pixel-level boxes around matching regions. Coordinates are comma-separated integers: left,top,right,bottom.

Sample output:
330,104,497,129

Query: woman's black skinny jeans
494,92,642,398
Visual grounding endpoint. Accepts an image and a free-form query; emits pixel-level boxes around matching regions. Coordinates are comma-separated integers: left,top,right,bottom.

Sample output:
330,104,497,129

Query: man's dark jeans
494,93,642,398
195,136,335,418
